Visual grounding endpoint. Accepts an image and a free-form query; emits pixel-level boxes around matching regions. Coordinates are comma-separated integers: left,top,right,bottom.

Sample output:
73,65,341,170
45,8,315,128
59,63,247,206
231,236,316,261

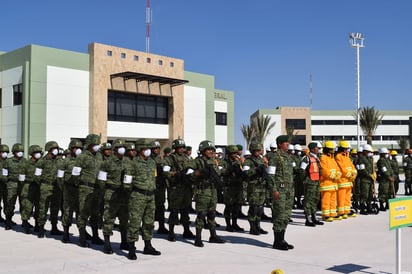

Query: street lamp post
349,32,365,150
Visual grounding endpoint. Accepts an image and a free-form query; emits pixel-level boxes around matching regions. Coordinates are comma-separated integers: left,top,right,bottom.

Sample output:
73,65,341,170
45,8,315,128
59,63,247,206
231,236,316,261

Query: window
292,135,306,146
158,60,163,65
13,84,23,106
121,53,126,59
215,112,227,126
107,50,112,56
170,62,174,68
134,55,139,61
146,58,151,63
286,119,306,129
108,90,168,124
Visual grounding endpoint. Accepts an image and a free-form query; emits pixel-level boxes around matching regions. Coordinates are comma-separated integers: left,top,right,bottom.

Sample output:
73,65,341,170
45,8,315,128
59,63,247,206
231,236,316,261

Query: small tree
252,115,276,143
398,137,409,157
356,106,383,145
240,123,255,150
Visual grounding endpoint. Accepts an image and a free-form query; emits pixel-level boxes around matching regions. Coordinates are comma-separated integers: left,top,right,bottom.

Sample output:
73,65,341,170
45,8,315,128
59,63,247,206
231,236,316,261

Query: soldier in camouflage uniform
221,145,244,232
191,140,225,247
151,140,169,234
61,139,83,243
99,139,130,254
20,145,42,234
389,150,400,196
267,135,295,250
293,144,305,209
125,139,161,260
35,141,63,237
376,148,394,211
242,142,268,235
350,148,360,211
357,144,376,214
73,134,104,247
402,149,412,195
4,143,27,230
162,139,195,242
125,143,137,160
0,144,10,223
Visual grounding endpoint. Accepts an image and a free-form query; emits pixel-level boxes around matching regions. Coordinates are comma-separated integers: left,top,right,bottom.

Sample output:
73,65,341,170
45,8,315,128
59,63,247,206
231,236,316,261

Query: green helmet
126,142,135,151
0,144,10,153
172,139,186,149
135,138,151,151
100,142,112,151
249,142,263,152
69,139,83,149
198,140,215,152
29,145,42,155
12,143,24,153
45,141,59,152
152,140,161,148
113,139,126,148
85,134,101,147
226,145,239,154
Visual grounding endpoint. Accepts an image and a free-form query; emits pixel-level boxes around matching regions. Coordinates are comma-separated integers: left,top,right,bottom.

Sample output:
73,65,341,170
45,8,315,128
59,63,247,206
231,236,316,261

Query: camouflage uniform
402,152,412,195
0,144,10,222
125,139,161,260
357,149,375,214
389,152,400,196
376,151,394,210
3,143,27,229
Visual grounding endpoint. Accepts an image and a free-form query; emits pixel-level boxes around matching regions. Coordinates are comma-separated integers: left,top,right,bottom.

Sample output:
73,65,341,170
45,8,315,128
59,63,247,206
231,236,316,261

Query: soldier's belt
132,187,155,196
106,184,121,191
79,181,96,188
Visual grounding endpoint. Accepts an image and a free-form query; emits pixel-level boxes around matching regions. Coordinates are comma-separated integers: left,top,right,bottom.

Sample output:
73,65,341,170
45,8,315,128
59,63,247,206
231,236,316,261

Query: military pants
303,182,320,215
61,183,79,227
194,186,218,230
0,181,7,215
168,185,192,226
360,179,374,204
77,184,101,229
272,186,293,233
247,184,266,222
223,185,243,219
154,182,167,222
378,181,390,203
127,191,155,242
5,181,22,218
103,188,129,236
38,182,61,226
20,182,40,222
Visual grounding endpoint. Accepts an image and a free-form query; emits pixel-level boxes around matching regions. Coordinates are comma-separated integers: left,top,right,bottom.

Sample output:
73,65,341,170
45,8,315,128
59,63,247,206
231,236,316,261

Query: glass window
13,84,23,106
216,112,227,126
134,55,139,61
121,53,126,59
286,119,306,129
107,50,112,56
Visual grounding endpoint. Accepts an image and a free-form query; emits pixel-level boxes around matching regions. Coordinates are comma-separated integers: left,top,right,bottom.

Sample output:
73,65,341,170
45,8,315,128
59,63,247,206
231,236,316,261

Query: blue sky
1,0,411,145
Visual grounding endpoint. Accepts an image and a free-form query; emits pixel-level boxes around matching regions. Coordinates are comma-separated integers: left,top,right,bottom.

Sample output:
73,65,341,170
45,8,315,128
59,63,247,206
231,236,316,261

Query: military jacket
100,154,127,187
403,155,412,179
74,150,102,185
23,158,40,185
163,153,191,186
390,158,399,176
242,155,266,185
357,154,375,182
126,155,156,191
267,150,294,192
4,157,28,182
221,157,243,187
191,156,220,188
35,155,59,184
377,157,394,182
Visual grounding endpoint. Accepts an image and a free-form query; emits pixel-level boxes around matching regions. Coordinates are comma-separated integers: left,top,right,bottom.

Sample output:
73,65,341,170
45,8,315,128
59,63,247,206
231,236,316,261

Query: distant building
252,106,412,150
0,43,234,157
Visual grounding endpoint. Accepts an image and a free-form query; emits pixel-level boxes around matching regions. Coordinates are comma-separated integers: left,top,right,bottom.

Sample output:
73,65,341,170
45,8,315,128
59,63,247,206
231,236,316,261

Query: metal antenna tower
146,0,151,53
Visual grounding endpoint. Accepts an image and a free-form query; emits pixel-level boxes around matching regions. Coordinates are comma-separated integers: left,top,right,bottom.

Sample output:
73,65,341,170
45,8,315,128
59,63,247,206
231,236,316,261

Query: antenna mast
309,73,313,108
146,0,151,53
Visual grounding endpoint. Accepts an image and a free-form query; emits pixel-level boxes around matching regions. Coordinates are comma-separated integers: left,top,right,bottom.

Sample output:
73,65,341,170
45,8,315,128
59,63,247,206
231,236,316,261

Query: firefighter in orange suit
335,140,357,219
320,141,342,222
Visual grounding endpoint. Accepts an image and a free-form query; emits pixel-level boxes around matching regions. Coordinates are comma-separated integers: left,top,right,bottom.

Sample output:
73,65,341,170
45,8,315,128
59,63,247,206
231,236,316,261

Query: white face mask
1,152,8,159
75,148,82,156
384,154,389,158
117,147,126,155
16,151,24,158
52,148,59,156
367,152,373,157
34,152,41,159
296,151,302,156
143,149,151,157
92,145,100,152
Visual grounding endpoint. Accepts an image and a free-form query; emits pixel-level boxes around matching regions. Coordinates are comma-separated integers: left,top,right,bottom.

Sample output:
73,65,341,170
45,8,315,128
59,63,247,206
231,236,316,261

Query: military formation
0,134,410,259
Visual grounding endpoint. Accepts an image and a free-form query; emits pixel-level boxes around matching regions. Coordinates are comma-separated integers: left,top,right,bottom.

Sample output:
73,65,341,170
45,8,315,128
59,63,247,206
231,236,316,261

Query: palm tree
286,127,295,143
357,106,383,145
398,137,409,157
252,115,276,144
240,123,255,150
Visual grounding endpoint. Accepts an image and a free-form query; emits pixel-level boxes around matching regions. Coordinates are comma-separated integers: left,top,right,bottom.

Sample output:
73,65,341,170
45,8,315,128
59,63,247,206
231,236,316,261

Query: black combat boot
385,201,389,210
127,242,137,260
61,226,71,243
360,203,368,215
256,221,268,234
103,235,113,254
249,220,260,235
78,227,90,248
91,225,104,245
37,225,45,238
0,215,5,223
225,217,233,232
157,220,169,234
50,223,63,235
282,230,294,249
194,228,203,247
305,215,316,227
379,202,386,211
143,240,161,255
120,229,128,250
209,228,225,244
232,218,244,232
272,231,288,251
168,224,176,242
182,224,195,239
311,213,324,225
5,216,13,230
22,220,32,234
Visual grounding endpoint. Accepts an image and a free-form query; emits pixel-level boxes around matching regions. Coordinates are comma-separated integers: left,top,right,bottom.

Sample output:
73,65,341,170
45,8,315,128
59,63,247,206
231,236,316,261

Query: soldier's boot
33,221,39,233
103,235,113,254
120,229,128,250
232,218,244,232
182,224,195,239
143,240,161,256
225,217,234,232
50,223,63,235
0,214,5,223
78,227,90,248
22,220,32,234
311,213,324,225
248,220,260,235
168,225,176,242
360,203,368,215
272,231,288,251
194,228,204,247
61,226,71,243
379,202,386,211
209,228,225,244
305,215,316,227
5,216,13,230
37,225,45,238
127,242,137,260
157,220,169,235
256,221,268,234
385,201,389,210
91,225,104,245
85,229,92,240
282,230,294,249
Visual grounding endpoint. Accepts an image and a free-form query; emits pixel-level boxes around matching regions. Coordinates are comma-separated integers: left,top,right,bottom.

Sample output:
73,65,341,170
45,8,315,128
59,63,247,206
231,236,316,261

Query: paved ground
0,184,411,274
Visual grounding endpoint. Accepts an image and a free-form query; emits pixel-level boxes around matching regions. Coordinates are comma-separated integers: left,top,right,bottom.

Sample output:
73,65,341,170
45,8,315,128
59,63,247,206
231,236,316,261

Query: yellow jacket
320,153,341,192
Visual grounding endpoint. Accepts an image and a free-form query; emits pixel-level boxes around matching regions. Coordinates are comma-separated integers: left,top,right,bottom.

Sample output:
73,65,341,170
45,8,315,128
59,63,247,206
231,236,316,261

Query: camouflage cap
151,140,161,148
113,139,126,148
100,142,112,151
69,139,83,149
85,134,101,147
135,138,151,151
28,145,42,155
0,144,10,153
45,141,59,152
12,143,24,153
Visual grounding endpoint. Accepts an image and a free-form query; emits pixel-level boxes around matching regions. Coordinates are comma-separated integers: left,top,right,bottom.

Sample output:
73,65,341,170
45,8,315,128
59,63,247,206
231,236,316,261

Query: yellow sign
389,197,412,230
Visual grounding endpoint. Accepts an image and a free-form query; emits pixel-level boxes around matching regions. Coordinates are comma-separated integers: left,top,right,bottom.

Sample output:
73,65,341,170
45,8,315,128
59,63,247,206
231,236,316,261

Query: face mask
75,148,82,156
92,145,100,152
16,152,24,158
52,148,58,156
1,152,8,159
296,151,302,156
117,147,126,155
34,152,41,159
384,154,389,158
367,152,373,157
143,149,151,157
